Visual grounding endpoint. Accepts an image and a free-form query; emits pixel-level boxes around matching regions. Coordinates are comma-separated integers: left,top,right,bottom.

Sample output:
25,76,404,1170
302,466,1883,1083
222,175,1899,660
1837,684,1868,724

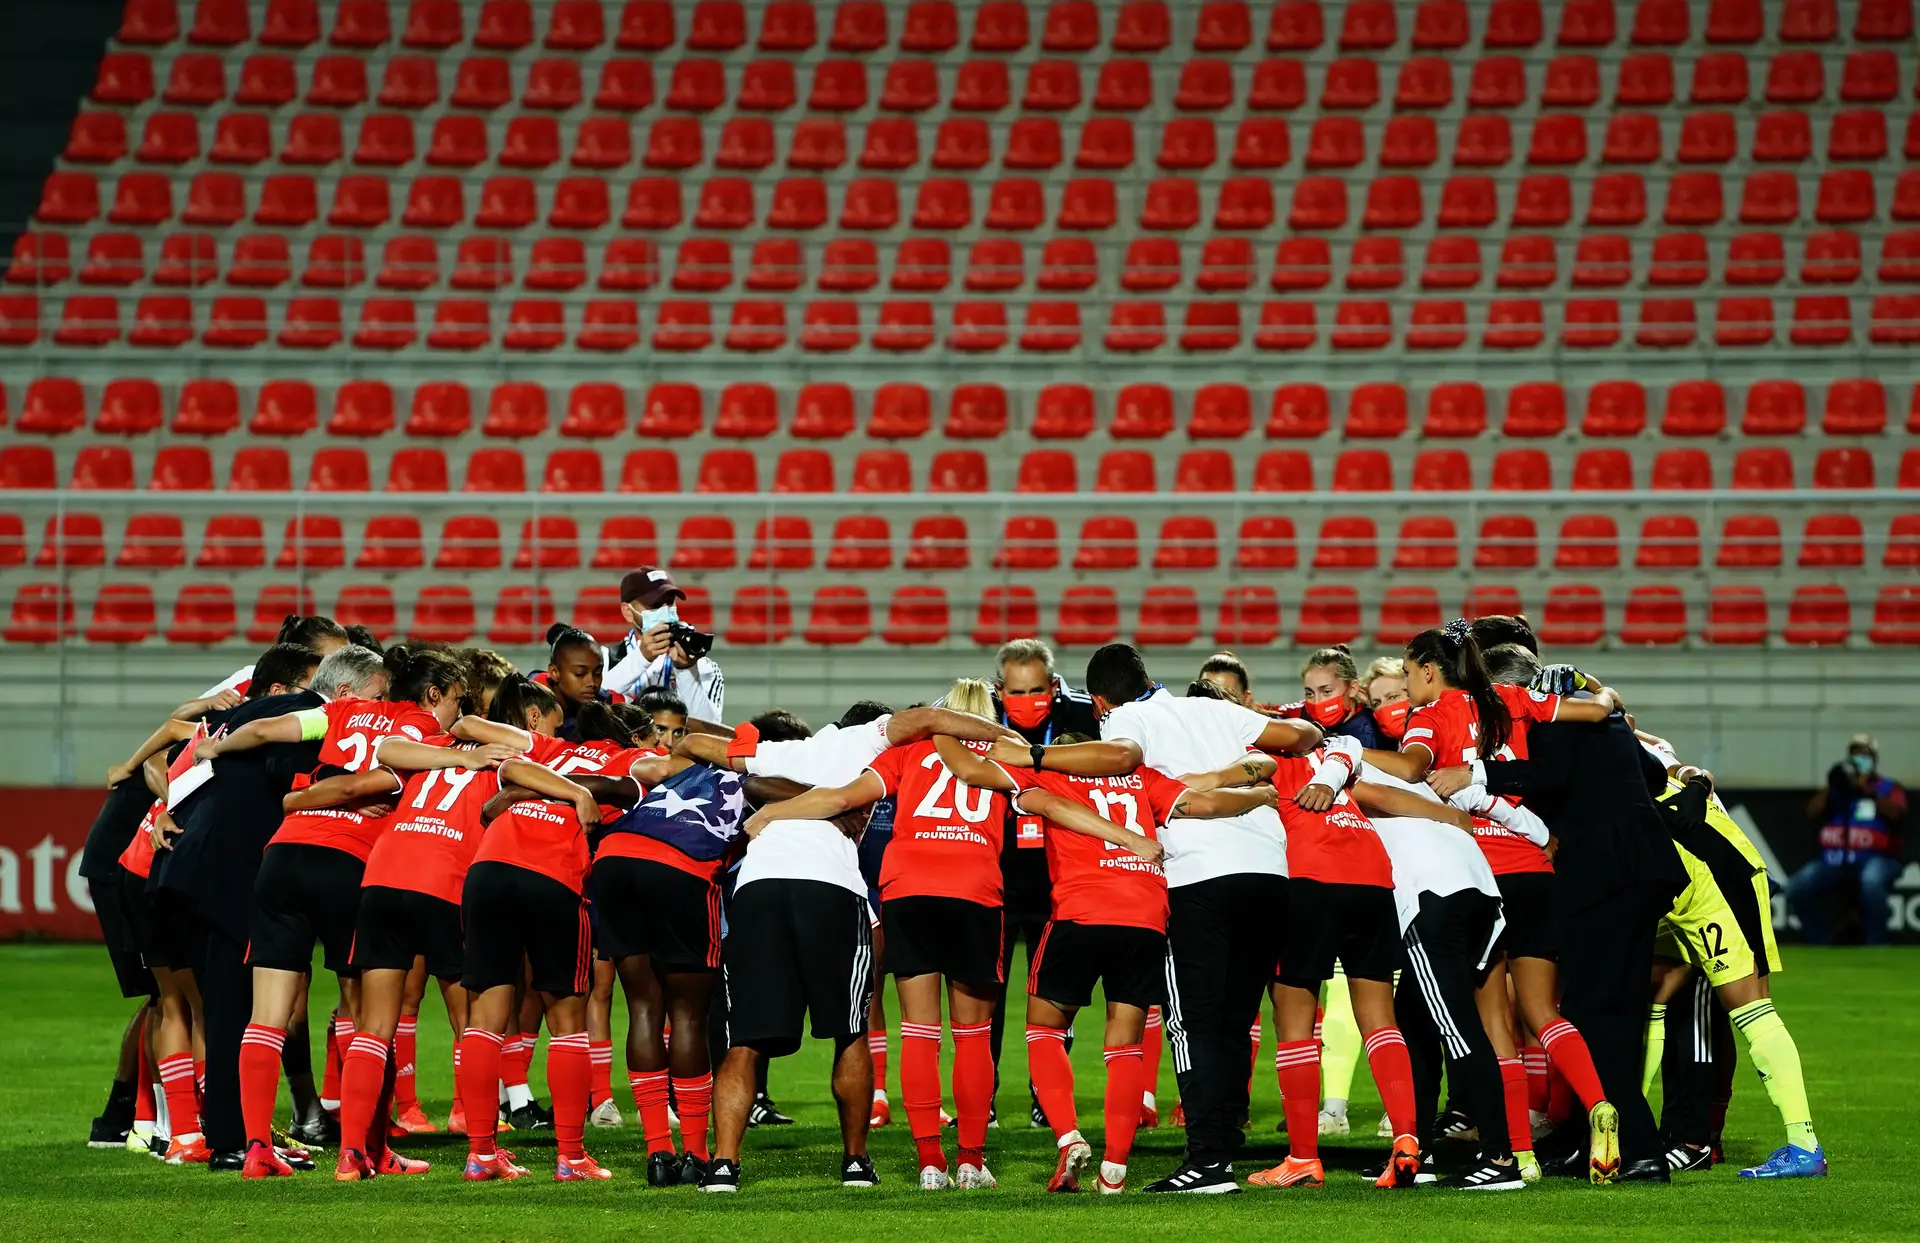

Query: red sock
134,1044,156,1126
457,1029,503,1158
548,1033,590,1162
393,1018,420,1111
1522,1046,1550,1113
1275,1039,1319,1161
672,1073,713,1160
1102,1045,1144,1166
1537,1018,1608,1111
1499,1056,1533,1153
238,1024,287,1149
1547,1058,1576,1125
630,1069,673,1154
1141,1008,1164,1104
157,1052,199,1140
1364,1026,1417,1140
899,1022,945,1167
503,1034,534,1092
338,1034,390,1157
1025,1025,1077,1139
322,1015,350,1106
867,1029,888,1096
951,1022,993,1158
588,1040,613,1110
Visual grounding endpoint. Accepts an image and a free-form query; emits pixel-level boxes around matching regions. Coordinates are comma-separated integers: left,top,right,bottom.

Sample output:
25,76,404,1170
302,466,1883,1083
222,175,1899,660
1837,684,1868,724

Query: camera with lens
667,618,715,661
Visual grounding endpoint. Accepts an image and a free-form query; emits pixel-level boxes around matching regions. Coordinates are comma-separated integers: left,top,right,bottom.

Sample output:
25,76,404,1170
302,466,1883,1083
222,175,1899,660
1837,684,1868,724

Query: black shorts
143,886,200,973
462,861,591,996
1279,878,1403,989
247,842,365,975
857,821,892,911
881,894,1003,987
591,856,723,973
723,878,874,1058
92,871,157,1000
1494,871,1561,962
351,885,464,980
1029,920,1167,1010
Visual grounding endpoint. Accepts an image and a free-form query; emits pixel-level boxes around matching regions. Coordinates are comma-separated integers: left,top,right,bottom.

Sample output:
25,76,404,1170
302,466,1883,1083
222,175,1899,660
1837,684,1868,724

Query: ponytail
488,672,559,728
384,644,468,705
1406,619,1510,758
574,699,637,748
274,614,347,650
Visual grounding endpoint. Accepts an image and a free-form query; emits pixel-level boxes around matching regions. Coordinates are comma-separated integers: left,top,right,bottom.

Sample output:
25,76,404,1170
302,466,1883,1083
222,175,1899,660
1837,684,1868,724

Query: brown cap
620,566,685,608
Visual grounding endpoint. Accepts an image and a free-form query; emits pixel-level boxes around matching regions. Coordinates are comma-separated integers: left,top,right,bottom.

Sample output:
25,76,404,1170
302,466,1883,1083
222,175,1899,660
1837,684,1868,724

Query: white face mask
638,603,679,633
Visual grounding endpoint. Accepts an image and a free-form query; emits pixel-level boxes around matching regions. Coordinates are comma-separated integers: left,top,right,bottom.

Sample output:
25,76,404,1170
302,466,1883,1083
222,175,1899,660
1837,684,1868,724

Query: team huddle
78,580,1828,1194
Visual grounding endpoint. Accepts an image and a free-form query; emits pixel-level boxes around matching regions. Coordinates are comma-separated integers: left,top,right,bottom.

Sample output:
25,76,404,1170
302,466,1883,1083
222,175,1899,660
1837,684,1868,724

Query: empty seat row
11,576,1919,649
114,0,1180,57
39,166,1920,234
60,106,1920,181
111,0,1916,58
76,49,1920,125
16,507,1918,575
10,439,1920,495
10,374,1913,441
23,228,1920,296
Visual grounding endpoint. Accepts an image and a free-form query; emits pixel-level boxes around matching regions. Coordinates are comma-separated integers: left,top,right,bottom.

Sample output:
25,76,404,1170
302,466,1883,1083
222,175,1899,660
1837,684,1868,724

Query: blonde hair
944,677,996,719
1362,655,1405,686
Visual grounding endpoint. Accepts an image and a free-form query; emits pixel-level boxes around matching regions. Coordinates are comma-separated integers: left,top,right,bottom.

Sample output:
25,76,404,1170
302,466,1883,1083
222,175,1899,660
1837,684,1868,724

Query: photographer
1788,733,1907,945
605,567,725,722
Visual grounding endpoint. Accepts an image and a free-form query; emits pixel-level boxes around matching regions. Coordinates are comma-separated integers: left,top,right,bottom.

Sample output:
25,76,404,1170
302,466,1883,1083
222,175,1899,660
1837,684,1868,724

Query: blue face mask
639,604,679,633
1850,753,1875,775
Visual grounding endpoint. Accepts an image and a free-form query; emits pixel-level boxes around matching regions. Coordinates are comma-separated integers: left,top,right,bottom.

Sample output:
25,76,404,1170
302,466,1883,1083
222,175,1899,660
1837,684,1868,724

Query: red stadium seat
1784,586,1851,646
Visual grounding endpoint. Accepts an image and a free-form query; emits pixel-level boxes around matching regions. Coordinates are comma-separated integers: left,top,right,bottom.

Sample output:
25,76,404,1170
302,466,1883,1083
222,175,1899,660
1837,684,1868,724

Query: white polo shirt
735,716,891,897
1100,688,1286,888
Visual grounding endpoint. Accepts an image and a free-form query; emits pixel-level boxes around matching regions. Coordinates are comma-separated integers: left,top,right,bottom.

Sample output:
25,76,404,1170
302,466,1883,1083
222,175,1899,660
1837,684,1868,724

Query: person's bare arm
675,733,736,770
629,753,691,787
1255,717,1324,755
169,688,243,722
450,715,533,750
1014,789,1161,863
109,718,202,788
1171,785,1282,819
374,737,521,773
743,775,808,806
142,750,172,801
192,712,305,761
284,768,401,814
885,706,1023,747
483,773,640,823
1352,780,1474,833
742,772,887,838
477,759,600,828
684,717,733,739
1550,686,1620,723
1362,744,1433,783
1178,753,1277,793
934,736,1020,792
1025,739,1144,777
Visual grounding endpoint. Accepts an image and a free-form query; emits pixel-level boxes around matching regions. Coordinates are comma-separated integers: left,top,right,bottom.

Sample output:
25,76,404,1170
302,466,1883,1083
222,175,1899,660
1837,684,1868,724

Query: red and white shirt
362,756,499,906
1268,751,1394,889
473,733,648,894
117,799,163,880
1401,686,1562,875
869,739,1020,908
270,698,442,861
1026,768,1184,933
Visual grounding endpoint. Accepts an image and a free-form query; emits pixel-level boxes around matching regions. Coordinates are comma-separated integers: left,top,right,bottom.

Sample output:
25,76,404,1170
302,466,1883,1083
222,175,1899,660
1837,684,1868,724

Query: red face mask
1003,690,1053,730
1304,696,1351,728
1373,699,1412,741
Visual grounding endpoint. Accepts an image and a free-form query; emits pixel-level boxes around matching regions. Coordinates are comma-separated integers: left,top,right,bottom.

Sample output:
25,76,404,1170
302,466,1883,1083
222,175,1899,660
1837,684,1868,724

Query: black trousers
1659,970,1715,1148
1557,883,1669,1165
1397,890,1512,1159
1164,872,1288,1166
194,921,254,1153
988,910,1057,1090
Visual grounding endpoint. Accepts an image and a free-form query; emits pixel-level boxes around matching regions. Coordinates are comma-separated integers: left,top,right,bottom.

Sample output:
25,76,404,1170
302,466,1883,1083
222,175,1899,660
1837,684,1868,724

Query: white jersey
736,716,891,898
1100,687,1287,888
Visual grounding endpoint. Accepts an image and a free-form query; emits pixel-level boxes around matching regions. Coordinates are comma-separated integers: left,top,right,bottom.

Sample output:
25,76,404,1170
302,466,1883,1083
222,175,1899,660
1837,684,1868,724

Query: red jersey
1027,768,1183,932
117,799,162,880
361,761,501,905
473,734,649,894
870,739,1018,907
1401,686,1562,875
1269,752,1393,889
270,698,443,861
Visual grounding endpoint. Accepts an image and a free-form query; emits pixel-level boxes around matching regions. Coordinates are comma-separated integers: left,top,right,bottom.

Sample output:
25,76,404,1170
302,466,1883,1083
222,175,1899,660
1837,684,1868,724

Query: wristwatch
1030,743,1047,772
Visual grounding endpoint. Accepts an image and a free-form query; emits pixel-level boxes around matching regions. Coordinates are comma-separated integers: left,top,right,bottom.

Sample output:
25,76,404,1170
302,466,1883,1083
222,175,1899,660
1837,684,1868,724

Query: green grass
1,945,1913,1242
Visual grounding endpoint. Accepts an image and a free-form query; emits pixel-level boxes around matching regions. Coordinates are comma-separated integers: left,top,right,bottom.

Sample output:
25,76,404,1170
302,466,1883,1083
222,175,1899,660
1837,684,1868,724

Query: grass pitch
1,944,1912,1242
